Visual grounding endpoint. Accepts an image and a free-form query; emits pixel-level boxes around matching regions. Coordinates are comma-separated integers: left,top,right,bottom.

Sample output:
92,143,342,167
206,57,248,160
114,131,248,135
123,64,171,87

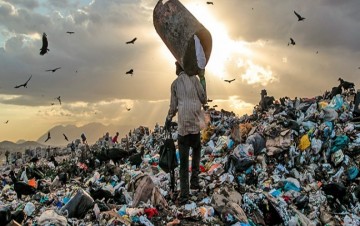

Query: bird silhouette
126,38,137,44
66,31,75,34
14,75,32,88
63,133,69,141
5,120,9,124
126,69,134,75
126,107,131,111
56,96,61,105
224,79,235,83
206,1,214,5
288,38,296,46
46,67,61,73
45,132,51,142
40,32,49,55
294,11,305,21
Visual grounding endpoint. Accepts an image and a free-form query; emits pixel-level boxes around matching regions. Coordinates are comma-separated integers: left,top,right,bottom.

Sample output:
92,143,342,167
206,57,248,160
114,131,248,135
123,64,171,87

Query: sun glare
186,3,252,78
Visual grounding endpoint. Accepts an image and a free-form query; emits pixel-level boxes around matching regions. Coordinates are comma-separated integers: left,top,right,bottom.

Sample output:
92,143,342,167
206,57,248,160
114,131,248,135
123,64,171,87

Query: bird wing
25,75,32,83
26,75,32,83
294,11,301,19
42,33,48,49
55,67,61,71
14,84,23,88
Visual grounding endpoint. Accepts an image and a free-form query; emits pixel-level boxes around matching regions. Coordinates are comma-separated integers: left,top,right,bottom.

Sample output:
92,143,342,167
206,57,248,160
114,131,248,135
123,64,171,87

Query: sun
186,3,253,78
156,2,253,79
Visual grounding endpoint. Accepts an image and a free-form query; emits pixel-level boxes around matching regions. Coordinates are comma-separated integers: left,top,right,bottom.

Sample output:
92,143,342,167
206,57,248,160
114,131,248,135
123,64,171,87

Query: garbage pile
1,88,360,226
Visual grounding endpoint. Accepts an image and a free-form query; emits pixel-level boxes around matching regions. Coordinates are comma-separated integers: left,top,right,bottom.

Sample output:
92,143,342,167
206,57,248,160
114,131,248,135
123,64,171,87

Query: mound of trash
1,88,360,226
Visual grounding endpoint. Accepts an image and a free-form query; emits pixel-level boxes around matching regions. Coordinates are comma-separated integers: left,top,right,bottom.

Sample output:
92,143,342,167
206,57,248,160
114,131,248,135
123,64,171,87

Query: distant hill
36,122,137,146
0,140,45,153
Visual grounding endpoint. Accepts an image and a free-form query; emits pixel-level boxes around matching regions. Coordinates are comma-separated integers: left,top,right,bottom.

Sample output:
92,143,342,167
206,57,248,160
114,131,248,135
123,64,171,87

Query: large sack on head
153,0,212,76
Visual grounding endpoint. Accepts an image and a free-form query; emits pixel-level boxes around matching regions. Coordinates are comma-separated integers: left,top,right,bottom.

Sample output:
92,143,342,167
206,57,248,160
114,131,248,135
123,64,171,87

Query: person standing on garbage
112,132,119,144
5,150,10,165
165,61,207,204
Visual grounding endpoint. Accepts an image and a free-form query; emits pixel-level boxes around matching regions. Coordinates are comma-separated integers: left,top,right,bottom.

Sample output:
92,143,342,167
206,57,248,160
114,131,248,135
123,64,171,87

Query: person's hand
164,117,172,132
198,69,206,92
198,69,205,79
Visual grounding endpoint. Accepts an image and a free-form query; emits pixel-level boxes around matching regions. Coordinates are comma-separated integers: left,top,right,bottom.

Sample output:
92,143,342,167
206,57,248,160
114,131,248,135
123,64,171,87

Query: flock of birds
10,28,138,143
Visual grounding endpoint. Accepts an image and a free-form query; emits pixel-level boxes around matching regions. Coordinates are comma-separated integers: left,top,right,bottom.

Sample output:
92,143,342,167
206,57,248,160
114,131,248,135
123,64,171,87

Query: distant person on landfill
81,133,87,144
46,145,50,159
112,132,119,144
165,61,207,205
70,141,76,157
5,150,10,165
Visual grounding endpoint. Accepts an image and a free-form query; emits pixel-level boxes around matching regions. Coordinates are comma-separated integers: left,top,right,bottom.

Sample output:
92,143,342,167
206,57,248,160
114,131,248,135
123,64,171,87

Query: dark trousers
178,133,201,198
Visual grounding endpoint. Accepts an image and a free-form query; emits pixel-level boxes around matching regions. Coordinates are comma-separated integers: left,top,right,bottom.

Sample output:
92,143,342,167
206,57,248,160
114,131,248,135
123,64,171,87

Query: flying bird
126,69,134,75
46,67,61,73
224,79,236,83
288,38,296,46
40,32,49,55
4,120,9,124
206,1,214,5
126,107,131,111
294,11,305,21
66,31,75,34
45,132,51,142
14,75,32,88
63,133,69,141
126,38,137,44
56,96,61,105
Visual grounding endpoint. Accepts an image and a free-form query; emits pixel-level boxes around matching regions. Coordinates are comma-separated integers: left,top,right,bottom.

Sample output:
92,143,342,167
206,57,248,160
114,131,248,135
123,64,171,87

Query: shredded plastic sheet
194,35,206,69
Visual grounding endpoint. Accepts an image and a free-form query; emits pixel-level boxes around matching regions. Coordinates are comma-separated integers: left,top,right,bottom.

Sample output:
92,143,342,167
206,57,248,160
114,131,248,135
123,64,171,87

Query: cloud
3,0,39,10
4,35,24,52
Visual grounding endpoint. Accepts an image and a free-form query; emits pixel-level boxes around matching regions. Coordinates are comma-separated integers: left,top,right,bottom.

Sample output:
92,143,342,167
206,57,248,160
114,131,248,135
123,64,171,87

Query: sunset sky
0,0,359,142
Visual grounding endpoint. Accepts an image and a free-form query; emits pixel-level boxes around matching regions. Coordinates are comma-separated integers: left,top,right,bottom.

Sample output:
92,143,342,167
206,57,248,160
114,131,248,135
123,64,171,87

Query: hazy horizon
1,0,359,142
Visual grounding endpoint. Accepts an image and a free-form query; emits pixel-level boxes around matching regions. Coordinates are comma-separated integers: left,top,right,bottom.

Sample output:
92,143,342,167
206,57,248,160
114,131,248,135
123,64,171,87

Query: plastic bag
38,210,67,226
0,205,11,225
24,202,35,216
159,138,178,173
60,189,94,218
